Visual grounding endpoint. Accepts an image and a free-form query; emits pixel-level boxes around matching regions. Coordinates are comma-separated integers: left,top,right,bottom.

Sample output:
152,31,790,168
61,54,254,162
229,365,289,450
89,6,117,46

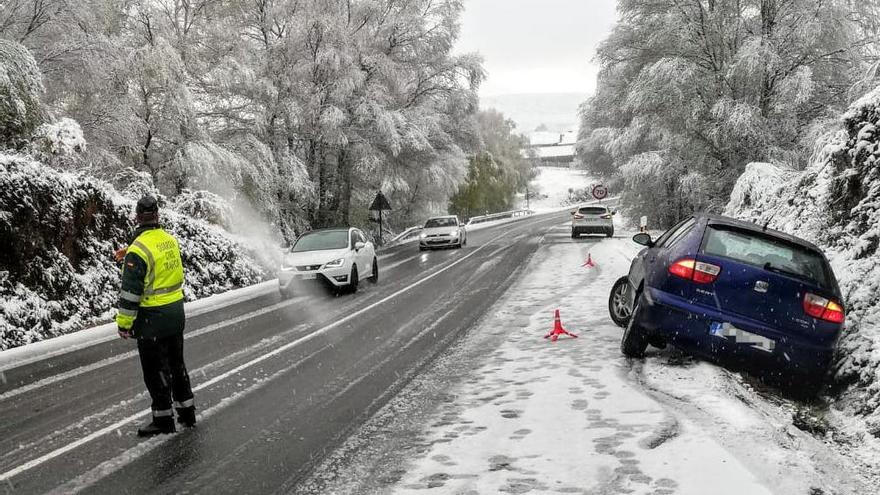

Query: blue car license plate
709,322,776,353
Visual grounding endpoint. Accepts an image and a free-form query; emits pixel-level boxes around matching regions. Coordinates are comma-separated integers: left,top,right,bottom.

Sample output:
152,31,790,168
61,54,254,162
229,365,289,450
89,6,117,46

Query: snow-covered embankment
0,154,267,350
725,88,880,426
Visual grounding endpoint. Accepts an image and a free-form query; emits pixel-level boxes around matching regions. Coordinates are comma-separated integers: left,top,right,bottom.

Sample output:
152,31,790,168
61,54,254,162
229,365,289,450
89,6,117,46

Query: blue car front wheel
609,276,632,328
621,293,649,358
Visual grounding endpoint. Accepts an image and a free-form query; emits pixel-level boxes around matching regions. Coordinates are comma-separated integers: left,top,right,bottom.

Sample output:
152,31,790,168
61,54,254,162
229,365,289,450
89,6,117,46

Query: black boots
137,407,196,436
176,406,196,428
137,415,175,437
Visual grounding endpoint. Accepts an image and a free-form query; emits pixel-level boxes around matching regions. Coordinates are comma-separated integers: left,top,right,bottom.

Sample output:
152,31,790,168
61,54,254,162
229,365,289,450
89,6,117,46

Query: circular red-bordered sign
592,184,608,200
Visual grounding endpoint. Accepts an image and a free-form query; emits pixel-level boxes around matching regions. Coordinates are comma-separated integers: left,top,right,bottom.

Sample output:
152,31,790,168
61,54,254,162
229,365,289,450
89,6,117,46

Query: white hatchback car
279,227,378,297
419,215,467,250
571,205,615,238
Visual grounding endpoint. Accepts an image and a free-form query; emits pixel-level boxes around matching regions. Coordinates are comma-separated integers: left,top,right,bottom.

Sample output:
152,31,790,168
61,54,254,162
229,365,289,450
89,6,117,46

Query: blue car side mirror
632,233,654,247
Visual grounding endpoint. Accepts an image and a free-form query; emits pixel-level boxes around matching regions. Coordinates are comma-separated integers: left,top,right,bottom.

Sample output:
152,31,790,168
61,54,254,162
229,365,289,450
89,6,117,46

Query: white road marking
0,297,303,401
0,282,279,373
0,236,500,483
51,307,463,492
380,252,424,272
0,213,569,484
0,221,529,400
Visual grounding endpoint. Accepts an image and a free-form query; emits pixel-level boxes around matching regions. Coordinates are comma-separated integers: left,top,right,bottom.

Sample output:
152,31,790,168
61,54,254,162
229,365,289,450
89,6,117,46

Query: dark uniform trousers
137,333,194,415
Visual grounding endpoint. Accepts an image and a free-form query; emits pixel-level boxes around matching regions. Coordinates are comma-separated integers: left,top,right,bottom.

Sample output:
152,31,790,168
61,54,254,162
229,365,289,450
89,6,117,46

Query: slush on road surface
301,221,873,495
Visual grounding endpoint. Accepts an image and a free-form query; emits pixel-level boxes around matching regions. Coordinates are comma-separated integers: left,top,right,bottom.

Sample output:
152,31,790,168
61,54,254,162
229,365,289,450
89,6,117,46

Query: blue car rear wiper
762,262,814,284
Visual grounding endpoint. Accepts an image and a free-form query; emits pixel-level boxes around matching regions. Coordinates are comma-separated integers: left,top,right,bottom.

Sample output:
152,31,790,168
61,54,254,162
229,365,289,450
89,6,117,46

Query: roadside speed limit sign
592,184,608,200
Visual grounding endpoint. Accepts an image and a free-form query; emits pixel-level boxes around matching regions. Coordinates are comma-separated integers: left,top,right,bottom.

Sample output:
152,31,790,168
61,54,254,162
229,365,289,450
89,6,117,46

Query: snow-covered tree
578,0,877,226
1,0,482,238
449,109,531,219
0,39,44,148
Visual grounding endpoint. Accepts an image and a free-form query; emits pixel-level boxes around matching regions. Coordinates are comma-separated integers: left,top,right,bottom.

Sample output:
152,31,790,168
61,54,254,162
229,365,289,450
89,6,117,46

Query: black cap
136,196,159,225
136,195,159,214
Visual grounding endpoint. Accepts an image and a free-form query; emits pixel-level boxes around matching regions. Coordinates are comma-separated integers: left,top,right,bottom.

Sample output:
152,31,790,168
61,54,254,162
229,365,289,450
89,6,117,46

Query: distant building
525,130,577,166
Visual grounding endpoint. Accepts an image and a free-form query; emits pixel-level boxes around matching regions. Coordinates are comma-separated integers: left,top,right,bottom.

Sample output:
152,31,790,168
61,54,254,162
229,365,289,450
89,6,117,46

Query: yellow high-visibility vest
126,229,185,308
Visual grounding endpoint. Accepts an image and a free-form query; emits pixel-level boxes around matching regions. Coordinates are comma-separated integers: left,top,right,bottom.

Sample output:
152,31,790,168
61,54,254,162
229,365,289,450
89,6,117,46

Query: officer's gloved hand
118,327,133,339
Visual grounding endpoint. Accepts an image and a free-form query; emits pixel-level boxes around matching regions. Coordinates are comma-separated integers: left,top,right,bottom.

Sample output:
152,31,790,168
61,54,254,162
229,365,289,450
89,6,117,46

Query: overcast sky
455,0,619,97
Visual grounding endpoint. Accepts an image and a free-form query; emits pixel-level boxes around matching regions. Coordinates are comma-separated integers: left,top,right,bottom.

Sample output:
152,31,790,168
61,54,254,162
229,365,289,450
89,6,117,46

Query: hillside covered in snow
523,166,595,212
725,87,880,419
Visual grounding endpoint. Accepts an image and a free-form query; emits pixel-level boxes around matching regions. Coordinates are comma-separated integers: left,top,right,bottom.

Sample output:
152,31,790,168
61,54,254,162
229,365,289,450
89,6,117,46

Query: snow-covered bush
111,167,161,202
33,117,86,155
0,40,44,148
170,189,233,229
0,153,267,350
725,88,880,417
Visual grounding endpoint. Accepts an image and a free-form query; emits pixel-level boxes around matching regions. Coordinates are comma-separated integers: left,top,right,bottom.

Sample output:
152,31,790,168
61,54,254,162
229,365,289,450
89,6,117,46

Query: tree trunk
336,146,352,226
142,128,159,186
759,0,777,117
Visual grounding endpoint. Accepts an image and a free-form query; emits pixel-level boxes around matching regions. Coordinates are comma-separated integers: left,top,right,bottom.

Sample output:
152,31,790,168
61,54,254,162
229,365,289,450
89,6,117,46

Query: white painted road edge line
0,248,467,400
0,241,491,400
0,207,576,372
0,236,500,483
0,297,304,402
0,281,280,372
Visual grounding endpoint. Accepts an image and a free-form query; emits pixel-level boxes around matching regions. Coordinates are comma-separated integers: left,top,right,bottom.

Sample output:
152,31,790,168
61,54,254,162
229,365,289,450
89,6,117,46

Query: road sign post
368,191,392,246
591,184,608,201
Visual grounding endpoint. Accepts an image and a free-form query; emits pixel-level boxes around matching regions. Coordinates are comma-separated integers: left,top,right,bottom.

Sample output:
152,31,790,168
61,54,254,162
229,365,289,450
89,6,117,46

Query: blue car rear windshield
291,231,349,252
702,225,831,288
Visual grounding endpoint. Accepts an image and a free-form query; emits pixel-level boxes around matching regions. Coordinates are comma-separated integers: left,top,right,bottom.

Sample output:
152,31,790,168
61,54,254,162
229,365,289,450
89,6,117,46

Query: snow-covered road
301,222,875,495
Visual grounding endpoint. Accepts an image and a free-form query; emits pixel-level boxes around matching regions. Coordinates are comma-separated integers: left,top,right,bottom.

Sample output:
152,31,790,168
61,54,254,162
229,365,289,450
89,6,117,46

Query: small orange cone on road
544,309,578,342
582,253,595,268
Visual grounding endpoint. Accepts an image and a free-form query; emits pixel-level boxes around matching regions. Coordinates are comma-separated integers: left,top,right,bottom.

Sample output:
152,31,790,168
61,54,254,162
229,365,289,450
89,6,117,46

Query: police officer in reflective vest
116,196,196,436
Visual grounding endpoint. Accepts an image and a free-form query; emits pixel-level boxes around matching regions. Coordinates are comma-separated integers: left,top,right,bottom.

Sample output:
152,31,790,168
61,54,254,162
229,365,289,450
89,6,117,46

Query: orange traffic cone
582,253,595,268
544,309,578,342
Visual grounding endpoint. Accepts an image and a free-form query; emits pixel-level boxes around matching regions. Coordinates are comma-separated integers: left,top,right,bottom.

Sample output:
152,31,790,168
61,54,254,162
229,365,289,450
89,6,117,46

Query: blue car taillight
803,293,845,324
669,258,721,284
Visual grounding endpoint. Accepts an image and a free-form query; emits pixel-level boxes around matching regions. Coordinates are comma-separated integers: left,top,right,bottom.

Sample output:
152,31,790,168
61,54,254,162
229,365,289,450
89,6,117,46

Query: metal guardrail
386,208,535,246
465,208,534,226
387,226,424,245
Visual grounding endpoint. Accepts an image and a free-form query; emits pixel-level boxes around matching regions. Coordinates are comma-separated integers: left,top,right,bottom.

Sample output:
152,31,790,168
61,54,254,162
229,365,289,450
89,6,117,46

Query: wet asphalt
0,211,572,494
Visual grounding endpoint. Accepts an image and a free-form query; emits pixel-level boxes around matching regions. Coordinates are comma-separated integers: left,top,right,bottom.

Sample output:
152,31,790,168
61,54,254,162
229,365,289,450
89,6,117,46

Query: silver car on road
419,215,467,250
571,205,615,238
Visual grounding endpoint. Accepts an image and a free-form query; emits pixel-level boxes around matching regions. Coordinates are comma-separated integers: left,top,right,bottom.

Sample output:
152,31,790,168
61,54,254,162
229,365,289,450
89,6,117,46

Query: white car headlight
324,258,345,268
451,230,459,238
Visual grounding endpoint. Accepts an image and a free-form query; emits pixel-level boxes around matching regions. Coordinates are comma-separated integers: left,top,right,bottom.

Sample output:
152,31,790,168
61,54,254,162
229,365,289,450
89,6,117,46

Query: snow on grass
300,226,868,494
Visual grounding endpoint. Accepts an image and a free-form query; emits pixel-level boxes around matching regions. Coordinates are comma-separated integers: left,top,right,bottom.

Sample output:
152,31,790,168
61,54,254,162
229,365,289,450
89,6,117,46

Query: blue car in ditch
608,214,845,392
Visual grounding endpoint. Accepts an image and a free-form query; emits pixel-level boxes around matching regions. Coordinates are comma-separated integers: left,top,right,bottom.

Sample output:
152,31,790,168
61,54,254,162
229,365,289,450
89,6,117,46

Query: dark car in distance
608,214,845,393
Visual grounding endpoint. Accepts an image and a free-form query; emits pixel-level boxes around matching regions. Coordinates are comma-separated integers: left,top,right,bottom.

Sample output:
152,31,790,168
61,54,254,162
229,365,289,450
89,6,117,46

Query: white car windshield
291,231,349,252
425,218,457,228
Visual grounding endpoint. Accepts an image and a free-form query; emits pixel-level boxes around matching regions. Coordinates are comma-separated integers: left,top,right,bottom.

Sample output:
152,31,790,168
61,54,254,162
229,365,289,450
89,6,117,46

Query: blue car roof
696,213,823,253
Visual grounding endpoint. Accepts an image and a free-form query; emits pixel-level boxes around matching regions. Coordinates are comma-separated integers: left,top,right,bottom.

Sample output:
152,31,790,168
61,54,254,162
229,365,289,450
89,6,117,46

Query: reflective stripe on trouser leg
152,409,173,418
137,337,173,413
173,399,194,408
167,333,195,412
